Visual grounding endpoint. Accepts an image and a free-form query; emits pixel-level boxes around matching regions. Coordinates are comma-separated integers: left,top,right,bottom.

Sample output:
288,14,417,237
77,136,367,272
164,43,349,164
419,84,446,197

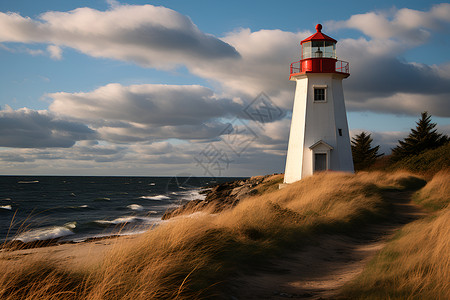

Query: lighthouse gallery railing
290,60,349,75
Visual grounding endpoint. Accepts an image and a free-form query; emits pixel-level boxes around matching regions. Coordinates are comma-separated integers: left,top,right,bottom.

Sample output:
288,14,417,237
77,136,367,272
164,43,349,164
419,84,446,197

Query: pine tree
351,131,383,171
391,112,449,162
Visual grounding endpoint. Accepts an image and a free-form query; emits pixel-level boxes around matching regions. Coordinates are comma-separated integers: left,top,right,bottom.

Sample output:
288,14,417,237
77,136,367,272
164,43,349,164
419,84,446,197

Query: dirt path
230,189,426,299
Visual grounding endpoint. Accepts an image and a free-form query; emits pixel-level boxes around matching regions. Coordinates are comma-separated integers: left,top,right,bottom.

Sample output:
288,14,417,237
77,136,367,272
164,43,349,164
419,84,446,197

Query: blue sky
0,0,449,176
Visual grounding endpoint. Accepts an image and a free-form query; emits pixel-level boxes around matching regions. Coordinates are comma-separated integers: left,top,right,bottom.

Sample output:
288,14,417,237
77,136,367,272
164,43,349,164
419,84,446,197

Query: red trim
301,24,337,44
289,59,350,79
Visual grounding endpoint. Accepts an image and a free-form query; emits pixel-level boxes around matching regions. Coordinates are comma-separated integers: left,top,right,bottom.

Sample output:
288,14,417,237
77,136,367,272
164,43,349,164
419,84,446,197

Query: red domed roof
301,24,337,45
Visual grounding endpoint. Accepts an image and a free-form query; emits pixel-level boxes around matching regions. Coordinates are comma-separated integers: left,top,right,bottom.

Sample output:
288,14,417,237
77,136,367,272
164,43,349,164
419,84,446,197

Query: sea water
0,176,240,243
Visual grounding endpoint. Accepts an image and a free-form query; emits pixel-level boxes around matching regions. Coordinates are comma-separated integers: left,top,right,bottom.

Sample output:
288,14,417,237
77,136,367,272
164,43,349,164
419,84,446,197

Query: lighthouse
283,24,354,184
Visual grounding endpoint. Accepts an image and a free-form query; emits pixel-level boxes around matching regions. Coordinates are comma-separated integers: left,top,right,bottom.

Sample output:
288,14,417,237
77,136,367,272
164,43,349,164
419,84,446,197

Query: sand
0,235,138,271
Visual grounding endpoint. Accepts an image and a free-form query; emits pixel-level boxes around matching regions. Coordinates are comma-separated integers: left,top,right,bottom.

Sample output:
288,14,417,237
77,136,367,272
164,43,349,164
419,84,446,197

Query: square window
314,88,326,102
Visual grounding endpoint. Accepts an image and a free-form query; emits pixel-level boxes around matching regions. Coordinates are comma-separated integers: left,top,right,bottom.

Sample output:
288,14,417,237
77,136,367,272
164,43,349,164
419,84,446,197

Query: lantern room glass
302,41,336,59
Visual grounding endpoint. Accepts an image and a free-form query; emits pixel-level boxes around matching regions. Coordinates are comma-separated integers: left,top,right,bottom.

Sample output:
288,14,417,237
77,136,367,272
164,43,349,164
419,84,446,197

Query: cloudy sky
0,0,449,176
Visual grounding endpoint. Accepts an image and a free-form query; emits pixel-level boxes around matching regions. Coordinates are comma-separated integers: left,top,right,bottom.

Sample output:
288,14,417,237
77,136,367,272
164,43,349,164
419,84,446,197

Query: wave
17,180,39,184
13,222,76,243
0,205,12,210
66,204,90,209
94,216,140,226
94,216,159,227
139,195,170,201
1,198,11,201
149,183,156,186
94,197,111,201
127,204,144,211
176,189,207,201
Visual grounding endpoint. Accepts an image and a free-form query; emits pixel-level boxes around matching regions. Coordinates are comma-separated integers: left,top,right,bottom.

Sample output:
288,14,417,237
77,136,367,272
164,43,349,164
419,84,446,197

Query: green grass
389,142,450,176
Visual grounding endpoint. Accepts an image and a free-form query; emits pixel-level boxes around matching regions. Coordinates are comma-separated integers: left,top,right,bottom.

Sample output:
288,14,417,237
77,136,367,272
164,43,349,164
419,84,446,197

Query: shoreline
2,174,281,252
0,174,283,271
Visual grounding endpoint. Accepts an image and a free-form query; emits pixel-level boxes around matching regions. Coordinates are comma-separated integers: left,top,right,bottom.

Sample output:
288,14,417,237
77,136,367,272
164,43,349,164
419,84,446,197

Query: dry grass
414,169,450,211
340,170,450,300
0,171,429,299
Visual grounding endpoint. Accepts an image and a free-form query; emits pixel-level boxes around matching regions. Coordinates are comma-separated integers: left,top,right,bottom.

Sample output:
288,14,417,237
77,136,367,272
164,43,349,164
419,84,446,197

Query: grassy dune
340,170,450,299
0,171,439,299
413,169,450,210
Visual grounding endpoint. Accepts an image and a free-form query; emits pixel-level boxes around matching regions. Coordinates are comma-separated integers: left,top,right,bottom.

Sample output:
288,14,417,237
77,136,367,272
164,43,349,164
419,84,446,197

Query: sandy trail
230,189,426,299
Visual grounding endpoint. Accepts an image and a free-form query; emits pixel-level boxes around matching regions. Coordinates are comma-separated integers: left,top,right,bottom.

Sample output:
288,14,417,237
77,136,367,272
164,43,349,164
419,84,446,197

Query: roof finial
316,24,322,32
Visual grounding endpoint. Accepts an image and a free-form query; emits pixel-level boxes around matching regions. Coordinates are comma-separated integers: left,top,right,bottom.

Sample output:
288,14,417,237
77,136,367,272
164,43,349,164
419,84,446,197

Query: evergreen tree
391,112,449,162
351,132,383,170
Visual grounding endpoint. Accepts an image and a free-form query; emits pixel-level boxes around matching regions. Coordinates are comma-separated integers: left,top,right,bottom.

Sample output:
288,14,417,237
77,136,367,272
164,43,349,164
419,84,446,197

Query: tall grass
414,169,450,211
340,170,450,299
0,171,426,299
389,142,450,176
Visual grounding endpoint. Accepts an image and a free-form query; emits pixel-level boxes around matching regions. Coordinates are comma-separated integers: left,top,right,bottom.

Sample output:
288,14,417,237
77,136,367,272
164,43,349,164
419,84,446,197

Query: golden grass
341,170,450,299
0,171,429,299
414,169,450,211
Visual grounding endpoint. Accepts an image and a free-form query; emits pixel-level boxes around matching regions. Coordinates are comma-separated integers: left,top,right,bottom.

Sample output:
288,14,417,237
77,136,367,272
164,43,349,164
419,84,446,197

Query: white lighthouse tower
283,24,354,184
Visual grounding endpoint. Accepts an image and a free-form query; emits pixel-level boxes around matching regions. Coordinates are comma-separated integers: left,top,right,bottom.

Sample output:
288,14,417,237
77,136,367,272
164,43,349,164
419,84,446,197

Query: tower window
338,129,343,136
313,87,326,102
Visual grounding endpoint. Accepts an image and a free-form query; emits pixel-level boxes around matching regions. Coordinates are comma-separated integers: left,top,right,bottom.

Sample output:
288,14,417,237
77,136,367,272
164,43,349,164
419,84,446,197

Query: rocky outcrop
161,174,282,220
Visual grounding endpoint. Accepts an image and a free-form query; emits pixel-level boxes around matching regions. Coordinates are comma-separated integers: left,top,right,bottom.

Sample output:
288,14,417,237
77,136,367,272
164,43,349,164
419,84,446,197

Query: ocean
0,176,240,244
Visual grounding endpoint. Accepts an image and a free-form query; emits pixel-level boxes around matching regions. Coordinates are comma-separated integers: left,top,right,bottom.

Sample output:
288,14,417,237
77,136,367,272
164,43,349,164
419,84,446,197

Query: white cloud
24,47,45,56
47,44,62,60
49,83,243,126
47,83,258,143
328,4,450,44
191,28,308,108
0,5,239,68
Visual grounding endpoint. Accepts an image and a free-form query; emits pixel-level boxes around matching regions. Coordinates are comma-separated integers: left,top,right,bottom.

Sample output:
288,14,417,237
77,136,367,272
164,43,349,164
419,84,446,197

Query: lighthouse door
314,153,327,172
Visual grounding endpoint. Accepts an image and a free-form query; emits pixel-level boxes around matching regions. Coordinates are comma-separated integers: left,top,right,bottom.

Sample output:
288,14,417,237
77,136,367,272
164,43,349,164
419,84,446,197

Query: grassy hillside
389,142,450,176
0,171,427,299
340,170,450,299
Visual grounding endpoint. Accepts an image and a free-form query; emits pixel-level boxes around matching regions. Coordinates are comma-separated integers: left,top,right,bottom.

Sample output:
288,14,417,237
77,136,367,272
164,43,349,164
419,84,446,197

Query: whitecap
95,216,139,226
94,197,111,201
1,198,11,201
139,195,170,201
149,183,156,186
176,189,207,201
127,204,144,211
65,221,77,229
14,225,75,243
95,216,160,226
0,205,12,210
17,180,39,184
67,204,89,209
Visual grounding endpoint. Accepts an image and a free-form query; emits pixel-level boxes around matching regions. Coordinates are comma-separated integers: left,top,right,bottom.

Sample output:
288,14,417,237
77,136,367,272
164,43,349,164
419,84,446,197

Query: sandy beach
1,235,138,271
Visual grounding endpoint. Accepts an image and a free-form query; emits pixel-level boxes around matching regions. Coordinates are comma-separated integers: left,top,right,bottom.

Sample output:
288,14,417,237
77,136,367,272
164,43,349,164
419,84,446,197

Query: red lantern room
290,24,349,79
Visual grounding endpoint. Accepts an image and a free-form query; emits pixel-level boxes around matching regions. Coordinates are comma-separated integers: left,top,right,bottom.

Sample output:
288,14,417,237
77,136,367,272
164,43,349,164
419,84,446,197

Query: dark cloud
346,57,450,97
0,108,96,148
